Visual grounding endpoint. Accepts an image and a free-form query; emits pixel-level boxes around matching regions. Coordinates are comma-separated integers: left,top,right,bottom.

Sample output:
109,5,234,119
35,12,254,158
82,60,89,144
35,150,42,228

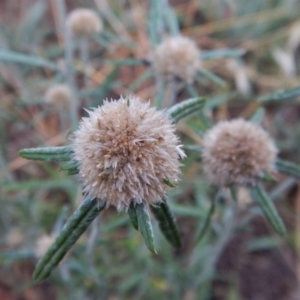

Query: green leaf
3,179,73,192
258,86,300,102
150,199,181,249
205,93,234,109
135,203,157,254
33,197,105,283
196,198,216,243
201,49,246,60
163,178,177,188
0,251,35,263
164,5,179,36
128,202,139,230
259,172,277,183
149,0,164,46
250,183,286,236
167,97,206,123
0,49,58,70
61,160,79,175
250,107,265,124
104,58,145,66
276,159,300,179
19,146,73,162
16,1,46,43
198,69,227,88
247,236,281,252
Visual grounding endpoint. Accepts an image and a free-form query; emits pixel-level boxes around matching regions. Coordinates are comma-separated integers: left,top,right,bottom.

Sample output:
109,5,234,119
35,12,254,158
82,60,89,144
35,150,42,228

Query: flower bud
67,8,102,38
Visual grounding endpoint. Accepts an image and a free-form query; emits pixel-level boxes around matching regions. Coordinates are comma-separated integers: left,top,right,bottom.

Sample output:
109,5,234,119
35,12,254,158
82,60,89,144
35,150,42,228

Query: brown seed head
202,119,277,186
152,36,201,84
72,96,185,211
67,8,102,38
45,84,71,107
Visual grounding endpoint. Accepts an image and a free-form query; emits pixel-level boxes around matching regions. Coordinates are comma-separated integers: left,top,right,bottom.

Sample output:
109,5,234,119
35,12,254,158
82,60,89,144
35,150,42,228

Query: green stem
196,198,216,244
250,183,286,236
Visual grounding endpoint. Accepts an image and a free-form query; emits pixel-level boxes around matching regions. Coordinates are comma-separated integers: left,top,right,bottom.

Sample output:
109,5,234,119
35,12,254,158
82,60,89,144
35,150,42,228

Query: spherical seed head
202,119,278,186
73,96,185,211
45,84,71,107
152,36,201,84
67,8,102,38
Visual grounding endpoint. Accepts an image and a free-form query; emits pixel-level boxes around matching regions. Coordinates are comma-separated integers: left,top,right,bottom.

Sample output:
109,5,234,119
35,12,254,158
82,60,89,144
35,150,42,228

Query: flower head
202,119,277,186
45,84,71,107
67,8,102,38
72,96,185,211
152,36,201,84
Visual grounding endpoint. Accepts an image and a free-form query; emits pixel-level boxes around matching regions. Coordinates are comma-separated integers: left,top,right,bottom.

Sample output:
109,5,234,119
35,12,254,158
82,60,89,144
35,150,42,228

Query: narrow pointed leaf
164,5,179,36
250,183,286,236
163,178,177,188
149,0,164,46
167,97,206,123
150,199,181,249
201,48,246,60
135,203,156,254
250,107,265,124
33,197,105,282
0,49,58,70
259,172,277,182
128,203,139,230
198,69,227,87
276,159,300,179
258,86,300,102
196,198,216,243
105,58,144,66
19,146,73,162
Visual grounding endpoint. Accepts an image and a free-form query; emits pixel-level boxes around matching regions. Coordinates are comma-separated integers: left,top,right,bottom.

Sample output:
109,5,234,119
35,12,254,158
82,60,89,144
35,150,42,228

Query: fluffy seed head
73,96,185,211
45,84,71,107
202,119,277,186
67,8,102,37
152,36,201,84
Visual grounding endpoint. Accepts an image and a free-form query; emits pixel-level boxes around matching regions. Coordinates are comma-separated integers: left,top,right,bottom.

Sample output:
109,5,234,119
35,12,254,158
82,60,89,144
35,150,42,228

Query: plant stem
166,78,177,107
79,36,90,107
55,0,79,130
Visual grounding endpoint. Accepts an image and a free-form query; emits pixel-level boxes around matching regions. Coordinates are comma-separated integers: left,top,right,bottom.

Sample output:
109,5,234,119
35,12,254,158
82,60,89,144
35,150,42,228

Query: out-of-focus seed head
72,96,185,211
202,119,278,186
44,84,71,108
152,36,201,84
67,8,102,38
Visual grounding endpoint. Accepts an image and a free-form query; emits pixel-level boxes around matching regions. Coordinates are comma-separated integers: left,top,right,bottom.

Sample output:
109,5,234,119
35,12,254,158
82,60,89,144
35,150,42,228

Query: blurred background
1,0,300,299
